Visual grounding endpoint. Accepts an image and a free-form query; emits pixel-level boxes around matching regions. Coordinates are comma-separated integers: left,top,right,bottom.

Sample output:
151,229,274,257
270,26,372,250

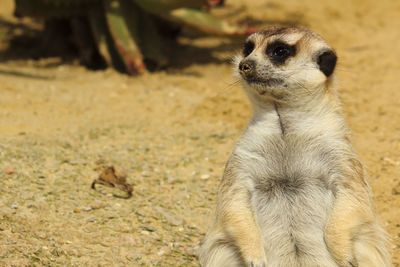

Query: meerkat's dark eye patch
266,41,296,65
243,41,255,57
318,50,337,77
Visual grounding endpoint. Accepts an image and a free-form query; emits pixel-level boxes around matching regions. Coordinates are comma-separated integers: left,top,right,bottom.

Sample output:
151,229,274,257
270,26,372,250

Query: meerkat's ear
317,50,337,77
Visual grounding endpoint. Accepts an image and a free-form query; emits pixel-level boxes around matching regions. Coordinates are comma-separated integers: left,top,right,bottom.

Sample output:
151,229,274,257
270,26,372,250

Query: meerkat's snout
238,59,256,77
238,60,253,73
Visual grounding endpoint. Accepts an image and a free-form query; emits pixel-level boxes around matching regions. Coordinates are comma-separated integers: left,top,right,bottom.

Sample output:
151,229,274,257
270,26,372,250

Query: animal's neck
248,92,346,138
273,102,285,136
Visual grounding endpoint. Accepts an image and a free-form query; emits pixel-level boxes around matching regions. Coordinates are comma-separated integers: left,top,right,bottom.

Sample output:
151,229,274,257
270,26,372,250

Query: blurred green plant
14,0,254,75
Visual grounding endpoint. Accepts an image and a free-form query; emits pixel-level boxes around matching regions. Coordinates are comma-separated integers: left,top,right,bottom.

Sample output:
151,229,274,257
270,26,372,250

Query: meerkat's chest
244,133,338,213
235,133,341,264
236,133,342,187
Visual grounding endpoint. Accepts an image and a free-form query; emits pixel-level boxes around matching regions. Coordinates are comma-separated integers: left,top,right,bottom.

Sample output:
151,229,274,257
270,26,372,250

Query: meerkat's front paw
243,250,267,267
246,258,267,267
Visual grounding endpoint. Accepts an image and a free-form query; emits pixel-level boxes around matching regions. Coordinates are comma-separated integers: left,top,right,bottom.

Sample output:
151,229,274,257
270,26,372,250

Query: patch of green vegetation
30,256,41,263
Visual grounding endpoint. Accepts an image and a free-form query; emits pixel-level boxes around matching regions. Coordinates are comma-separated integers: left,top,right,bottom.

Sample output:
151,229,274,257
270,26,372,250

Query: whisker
287,77,313,95
210,79,241,98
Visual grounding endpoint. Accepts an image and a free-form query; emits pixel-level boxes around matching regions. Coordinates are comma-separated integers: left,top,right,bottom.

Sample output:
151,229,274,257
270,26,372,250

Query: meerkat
199,27,391,267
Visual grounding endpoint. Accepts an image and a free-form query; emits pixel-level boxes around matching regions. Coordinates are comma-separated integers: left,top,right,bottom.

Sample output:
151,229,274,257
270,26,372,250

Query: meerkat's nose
239,60,255,74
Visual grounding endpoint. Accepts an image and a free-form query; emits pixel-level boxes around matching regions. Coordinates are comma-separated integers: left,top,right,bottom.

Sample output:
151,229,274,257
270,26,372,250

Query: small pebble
153,206,184,226
5,167,14,175
200,174,210,180
157,249,165,256
82,206,92,212
141,171,151,177
185,246,197,256
86,217,96,223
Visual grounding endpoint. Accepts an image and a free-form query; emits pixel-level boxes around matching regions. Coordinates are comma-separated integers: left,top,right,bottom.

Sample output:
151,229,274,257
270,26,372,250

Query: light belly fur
254,183,337,266
236,134,341,266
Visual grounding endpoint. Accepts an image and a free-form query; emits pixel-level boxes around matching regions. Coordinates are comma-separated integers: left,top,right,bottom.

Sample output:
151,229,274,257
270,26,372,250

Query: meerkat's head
234,27,337,100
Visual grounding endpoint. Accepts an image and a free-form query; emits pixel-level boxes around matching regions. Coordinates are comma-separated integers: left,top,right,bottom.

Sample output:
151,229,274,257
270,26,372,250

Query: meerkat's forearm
218,189,266,266
325,190,368,266
325,160,391,267
214,166,266,266
326,189,391,267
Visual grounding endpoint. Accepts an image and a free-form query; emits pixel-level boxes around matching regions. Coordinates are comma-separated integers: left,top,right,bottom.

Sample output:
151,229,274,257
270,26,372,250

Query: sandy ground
0,0,399,266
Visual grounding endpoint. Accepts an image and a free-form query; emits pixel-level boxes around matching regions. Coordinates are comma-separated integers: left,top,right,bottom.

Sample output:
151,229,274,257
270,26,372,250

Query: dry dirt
0,0,399,266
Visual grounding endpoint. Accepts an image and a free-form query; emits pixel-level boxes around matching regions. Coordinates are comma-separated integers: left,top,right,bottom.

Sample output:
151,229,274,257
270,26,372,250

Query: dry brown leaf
91,166,133,198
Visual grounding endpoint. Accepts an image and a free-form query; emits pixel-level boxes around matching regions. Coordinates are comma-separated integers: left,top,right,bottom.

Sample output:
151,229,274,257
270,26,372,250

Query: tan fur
199,27,391,267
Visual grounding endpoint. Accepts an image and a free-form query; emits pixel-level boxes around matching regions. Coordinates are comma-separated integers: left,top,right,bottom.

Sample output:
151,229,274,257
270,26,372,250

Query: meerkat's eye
266,41,295,65
273,46,290,58
243,41,255,57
